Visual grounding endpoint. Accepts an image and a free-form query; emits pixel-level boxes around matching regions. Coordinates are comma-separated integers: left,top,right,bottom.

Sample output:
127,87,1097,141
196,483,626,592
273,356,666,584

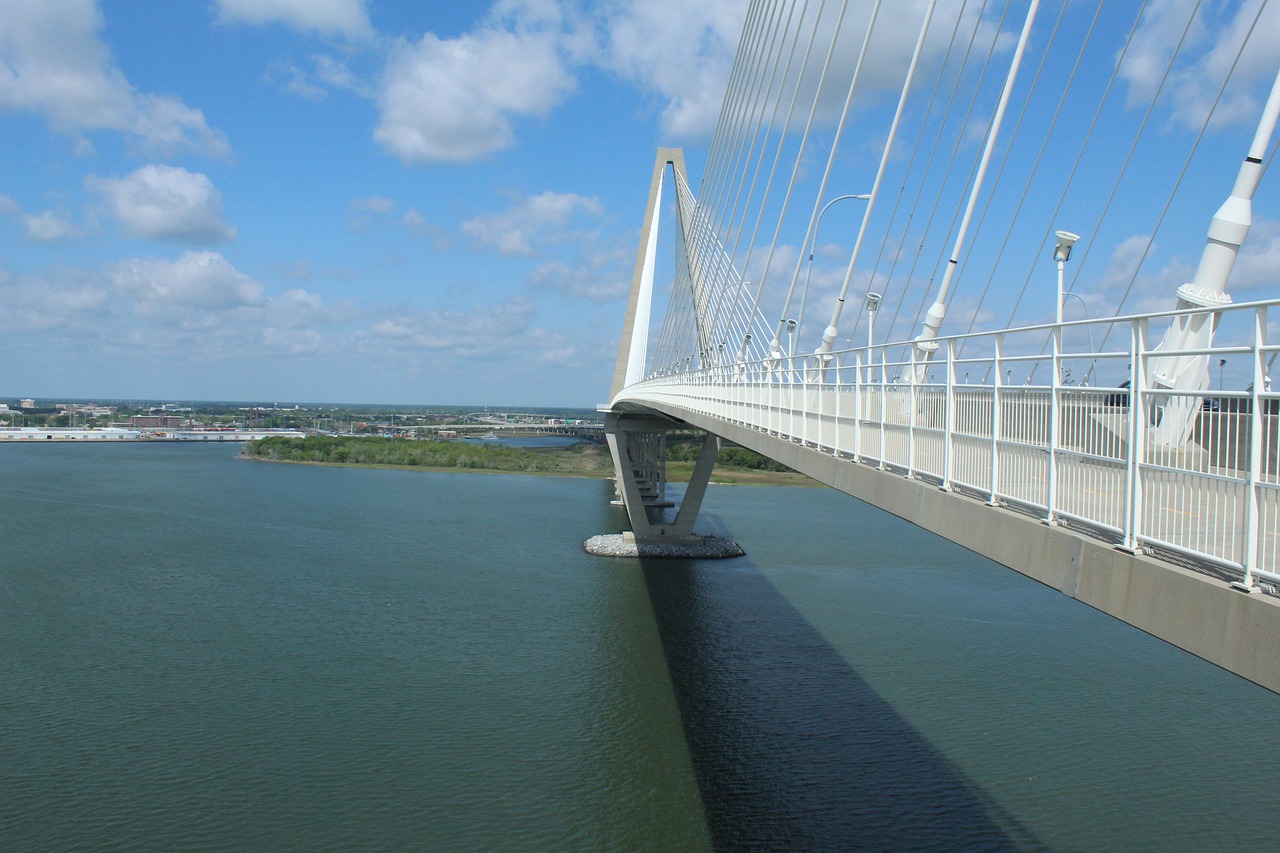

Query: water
461,434,585,448
1,444,1276,851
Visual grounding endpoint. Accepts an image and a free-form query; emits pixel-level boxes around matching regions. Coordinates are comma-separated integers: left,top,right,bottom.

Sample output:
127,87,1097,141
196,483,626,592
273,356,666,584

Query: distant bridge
602,1,1280,692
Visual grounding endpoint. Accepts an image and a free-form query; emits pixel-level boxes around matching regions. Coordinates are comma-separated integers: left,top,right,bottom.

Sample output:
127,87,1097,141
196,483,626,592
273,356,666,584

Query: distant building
19,399,34,409
130,415,187,428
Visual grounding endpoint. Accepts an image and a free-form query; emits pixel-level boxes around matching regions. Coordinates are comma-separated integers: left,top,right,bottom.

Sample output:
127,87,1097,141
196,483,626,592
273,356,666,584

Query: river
1,443,1275,851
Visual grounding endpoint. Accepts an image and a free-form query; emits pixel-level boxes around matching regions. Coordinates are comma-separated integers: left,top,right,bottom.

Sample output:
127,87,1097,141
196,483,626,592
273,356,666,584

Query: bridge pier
604,412,719,542
587,412,743,558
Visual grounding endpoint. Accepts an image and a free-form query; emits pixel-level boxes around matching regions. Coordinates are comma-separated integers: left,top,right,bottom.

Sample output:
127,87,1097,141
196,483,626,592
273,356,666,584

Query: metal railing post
833,357,842,456
943,339,955,491
907,346,918,477
1123,319,1148,552
817,368,825,450
1241,305,1267,587
879,352,888,469
989,334,1003,504
1046,323,1061,524
854,352,863,462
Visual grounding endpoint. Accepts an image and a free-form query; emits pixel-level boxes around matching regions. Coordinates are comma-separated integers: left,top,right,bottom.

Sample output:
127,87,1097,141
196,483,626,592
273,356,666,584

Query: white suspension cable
810,0,938,368
909,0,1042,376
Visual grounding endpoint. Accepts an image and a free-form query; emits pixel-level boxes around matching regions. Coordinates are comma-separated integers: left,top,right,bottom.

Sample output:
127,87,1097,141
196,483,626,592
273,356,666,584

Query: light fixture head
1054,230,1081,262
865,291,883,311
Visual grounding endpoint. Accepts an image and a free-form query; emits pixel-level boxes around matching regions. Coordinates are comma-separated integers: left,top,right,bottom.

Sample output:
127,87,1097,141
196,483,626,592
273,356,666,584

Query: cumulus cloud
350,195,394,213
531,258,629,302
375,17,574,164
265,61,327,101
23,210,76,242
362,298,537,356
216,0,374,41
0,271,108,333
112,251,264,309
347,195,395,232
0,0,229,157
1227,218,1280,294
403,208,451,248
88,165,235,244
266,54,374,101
462,190,602,255
591,0,745,136
1121,0,1280,130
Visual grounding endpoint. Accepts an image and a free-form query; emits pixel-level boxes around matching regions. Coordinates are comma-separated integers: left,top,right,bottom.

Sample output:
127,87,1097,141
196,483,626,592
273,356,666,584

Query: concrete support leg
605,413,718,543
670,431,719,538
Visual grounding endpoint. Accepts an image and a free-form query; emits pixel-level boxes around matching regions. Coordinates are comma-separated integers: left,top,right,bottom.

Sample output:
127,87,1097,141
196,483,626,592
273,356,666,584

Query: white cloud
0,271,108,333
313,55,371,95
585,0,996,139
262,287,358,329
265,61,327,101
266,54,373,101
531,258,628,302
403,208,451,248
89,165,235,244
0,0,229,157
362,299,536,356
462,190,602,255
1228,218,1280,294
350,195,394,213
216,0,374,41
375,20,574,164
23,210,76,242
591,0,745,137
112,251,264,309
347,195,395,233
1121,0,1280,130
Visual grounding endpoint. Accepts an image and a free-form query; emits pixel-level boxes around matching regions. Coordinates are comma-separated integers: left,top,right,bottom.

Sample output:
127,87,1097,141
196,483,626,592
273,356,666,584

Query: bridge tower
604,148,724,546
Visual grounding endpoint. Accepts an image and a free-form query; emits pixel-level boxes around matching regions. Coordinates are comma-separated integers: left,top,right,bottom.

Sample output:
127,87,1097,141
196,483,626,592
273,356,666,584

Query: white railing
617,299,1280,587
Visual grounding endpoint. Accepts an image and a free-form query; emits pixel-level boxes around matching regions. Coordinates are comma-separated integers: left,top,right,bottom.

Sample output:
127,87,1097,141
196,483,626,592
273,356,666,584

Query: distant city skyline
2,1,1278,404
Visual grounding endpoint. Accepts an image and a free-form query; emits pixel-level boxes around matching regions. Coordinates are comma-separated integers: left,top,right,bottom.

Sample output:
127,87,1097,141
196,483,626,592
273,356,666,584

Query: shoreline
240,452,820,487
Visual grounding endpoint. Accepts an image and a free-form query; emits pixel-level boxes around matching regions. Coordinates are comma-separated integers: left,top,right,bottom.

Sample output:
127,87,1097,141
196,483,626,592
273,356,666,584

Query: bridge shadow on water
640,516,1047,852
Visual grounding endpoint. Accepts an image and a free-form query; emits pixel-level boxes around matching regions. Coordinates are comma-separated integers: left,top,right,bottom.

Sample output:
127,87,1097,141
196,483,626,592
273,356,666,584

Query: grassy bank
244,435,815,485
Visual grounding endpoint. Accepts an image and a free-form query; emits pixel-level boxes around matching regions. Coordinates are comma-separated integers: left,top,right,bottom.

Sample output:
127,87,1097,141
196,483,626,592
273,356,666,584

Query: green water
1,443,1276,851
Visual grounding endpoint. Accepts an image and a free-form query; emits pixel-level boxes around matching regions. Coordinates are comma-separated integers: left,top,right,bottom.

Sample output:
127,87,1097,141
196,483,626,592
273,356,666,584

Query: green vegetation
244,435,606,474
244,433,814,485
665,435,793,471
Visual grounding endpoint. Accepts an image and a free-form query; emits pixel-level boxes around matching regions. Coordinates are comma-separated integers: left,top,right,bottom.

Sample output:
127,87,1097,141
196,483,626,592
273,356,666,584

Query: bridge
600,1,1280,692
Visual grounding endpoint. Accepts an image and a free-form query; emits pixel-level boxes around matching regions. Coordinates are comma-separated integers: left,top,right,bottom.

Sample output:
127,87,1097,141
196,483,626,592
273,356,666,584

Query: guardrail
618,299,1280,587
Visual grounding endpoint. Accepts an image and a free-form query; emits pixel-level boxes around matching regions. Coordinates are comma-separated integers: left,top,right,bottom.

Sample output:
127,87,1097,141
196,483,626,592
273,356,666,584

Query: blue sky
1,0,1277,405
0,0,745,406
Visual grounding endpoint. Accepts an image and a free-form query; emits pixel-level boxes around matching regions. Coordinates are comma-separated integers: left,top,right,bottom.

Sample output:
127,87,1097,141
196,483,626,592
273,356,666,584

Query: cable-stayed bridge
601,0,1280,692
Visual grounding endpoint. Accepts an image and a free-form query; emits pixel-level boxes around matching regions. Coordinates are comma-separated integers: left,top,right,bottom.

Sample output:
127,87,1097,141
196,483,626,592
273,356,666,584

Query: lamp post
1062,291,1095,385
1053,230,1081,326
864,291,882,383
797,193,871,370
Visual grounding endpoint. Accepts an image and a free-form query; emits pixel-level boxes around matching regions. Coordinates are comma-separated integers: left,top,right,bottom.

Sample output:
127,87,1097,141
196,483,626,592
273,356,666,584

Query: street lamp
864,291,882,350
1062,291,1095,385
796,193,871,361
864,291,882,384
1053,230,1081,325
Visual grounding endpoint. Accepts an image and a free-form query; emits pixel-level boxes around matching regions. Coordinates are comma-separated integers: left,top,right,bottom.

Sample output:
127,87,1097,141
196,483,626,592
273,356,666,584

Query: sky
1,0,1278,405
0,0,747,406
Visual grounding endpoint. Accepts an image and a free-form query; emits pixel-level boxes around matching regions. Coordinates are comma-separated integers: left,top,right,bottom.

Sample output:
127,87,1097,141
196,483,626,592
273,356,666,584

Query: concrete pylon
610,148,686,400
601,147,731,550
